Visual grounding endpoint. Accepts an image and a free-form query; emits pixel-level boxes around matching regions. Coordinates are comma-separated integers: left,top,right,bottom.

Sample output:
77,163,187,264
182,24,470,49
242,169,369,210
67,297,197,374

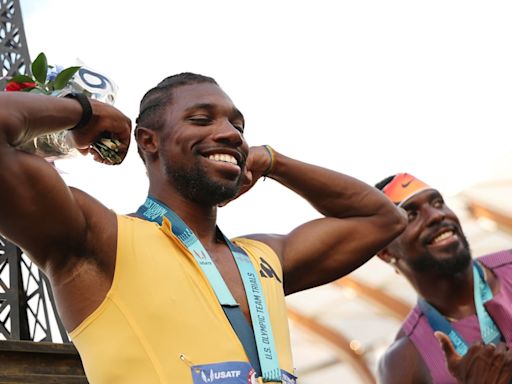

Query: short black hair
135,73,218,162
136,72,218,131
375,175,396,191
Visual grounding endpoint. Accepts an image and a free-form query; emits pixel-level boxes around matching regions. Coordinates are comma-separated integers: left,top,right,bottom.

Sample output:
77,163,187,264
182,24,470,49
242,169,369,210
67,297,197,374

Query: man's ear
377,247,393,264
135,126,159,157
378,247,402,275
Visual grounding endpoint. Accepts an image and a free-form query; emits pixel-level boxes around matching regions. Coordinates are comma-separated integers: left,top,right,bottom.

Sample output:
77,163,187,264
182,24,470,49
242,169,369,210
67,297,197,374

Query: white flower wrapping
18,62,122,164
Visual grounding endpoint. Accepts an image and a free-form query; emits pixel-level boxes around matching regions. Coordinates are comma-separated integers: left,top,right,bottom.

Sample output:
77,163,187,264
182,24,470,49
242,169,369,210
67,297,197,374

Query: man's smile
200,147,246,171
207,153,238,166
198,148,246,177
424,225,461,249
429,229,456,245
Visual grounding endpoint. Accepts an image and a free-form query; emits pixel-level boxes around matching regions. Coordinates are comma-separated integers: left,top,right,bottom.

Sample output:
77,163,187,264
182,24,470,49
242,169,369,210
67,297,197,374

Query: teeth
208,153,237,165
433,231,454,244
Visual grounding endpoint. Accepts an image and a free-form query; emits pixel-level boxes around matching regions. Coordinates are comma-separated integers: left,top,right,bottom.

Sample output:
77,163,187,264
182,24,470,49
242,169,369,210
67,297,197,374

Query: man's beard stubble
164,159,244,206
408,234,472,277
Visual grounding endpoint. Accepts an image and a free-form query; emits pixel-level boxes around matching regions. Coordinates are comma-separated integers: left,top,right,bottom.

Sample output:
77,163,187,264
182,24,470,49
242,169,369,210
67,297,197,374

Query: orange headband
382,173,432,206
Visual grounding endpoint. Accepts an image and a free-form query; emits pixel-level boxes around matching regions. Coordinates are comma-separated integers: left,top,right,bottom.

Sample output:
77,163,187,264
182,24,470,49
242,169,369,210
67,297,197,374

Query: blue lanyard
137,196,282,382
418,262,502,356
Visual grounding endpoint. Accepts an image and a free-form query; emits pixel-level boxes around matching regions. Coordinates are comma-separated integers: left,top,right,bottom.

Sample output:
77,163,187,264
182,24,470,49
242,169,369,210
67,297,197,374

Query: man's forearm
267,149,401,221
0,92,82,146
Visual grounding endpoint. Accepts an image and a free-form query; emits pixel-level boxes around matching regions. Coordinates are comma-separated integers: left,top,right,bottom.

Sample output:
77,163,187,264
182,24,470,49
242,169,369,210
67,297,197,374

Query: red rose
5,81,36,92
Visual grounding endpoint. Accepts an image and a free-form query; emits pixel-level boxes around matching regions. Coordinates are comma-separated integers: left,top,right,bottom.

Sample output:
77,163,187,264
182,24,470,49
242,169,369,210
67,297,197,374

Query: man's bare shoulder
378,332,431,384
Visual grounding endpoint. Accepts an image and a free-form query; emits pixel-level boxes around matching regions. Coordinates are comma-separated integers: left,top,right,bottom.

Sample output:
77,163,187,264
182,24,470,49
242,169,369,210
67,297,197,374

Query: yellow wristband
262,145,275,176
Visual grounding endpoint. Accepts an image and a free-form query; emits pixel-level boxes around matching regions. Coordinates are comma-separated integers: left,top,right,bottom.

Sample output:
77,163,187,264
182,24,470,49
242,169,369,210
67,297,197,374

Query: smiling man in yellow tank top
0,73,406,383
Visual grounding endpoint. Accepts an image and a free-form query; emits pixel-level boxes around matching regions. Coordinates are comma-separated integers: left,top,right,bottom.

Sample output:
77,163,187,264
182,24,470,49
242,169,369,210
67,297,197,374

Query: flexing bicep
0,92,128,274
264,213,403,295
0,146,87,269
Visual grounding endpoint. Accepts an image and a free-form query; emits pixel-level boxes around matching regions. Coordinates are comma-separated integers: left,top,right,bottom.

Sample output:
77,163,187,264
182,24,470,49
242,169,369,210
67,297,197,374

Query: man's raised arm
241,146,407,294
0,92,130,271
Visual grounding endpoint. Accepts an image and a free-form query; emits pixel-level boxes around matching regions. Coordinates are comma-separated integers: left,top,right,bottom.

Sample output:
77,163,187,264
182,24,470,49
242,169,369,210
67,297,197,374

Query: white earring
389,257,400,274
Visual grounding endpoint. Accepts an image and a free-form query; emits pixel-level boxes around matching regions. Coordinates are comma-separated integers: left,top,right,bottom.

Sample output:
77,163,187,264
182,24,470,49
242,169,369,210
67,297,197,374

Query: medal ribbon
418,262,503,356
137,196,282,382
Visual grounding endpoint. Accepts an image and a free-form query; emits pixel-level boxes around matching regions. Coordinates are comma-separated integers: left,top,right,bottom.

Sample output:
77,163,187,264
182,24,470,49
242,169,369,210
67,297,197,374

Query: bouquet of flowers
4,52,122,164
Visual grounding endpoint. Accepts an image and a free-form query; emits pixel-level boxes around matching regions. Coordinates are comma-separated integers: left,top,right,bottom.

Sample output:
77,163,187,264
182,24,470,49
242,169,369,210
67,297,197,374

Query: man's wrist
262,145,276,176
64,93,93,131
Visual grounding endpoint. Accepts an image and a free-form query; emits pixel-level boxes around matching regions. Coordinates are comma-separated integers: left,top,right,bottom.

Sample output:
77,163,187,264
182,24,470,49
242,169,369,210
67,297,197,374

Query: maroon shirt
401,250,512,384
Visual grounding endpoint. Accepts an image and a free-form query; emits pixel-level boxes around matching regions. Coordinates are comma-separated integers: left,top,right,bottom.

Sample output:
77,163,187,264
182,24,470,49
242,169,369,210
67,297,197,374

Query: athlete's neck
415,265,476,320
148,186,219,247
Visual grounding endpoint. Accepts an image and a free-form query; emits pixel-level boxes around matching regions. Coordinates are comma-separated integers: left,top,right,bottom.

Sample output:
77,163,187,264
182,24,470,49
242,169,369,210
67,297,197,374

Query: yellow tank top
70,215,294,383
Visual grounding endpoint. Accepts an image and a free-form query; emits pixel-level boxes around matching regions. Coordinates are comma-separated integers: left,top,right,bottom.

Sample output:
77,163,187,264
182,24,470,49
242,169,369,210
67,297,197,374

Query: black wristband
64,92,93,131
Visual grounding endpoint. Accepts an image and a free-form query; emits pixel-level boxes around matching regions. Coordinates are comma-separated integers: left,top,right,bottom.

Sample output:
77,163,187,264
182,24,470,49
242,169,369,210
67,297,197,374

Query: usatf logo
192,362,261,384
200,369,241,382
259,257,282,283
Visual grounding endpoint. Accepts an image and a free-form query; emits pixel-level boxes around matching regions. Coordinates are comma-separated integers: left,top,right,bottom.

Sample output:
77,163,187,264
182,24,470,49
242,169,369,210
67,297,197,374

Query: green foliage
6,52,81,95
53,66,81,90
10,74,34,83
31,52,48,84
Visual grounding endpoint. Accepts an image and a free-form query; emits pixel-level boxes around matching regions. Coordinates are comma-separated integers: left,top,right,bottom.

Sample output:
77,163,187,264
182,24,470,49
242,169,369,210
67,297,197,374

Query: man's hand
67,99,132,164
436,331,512,383
219,145,272,206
